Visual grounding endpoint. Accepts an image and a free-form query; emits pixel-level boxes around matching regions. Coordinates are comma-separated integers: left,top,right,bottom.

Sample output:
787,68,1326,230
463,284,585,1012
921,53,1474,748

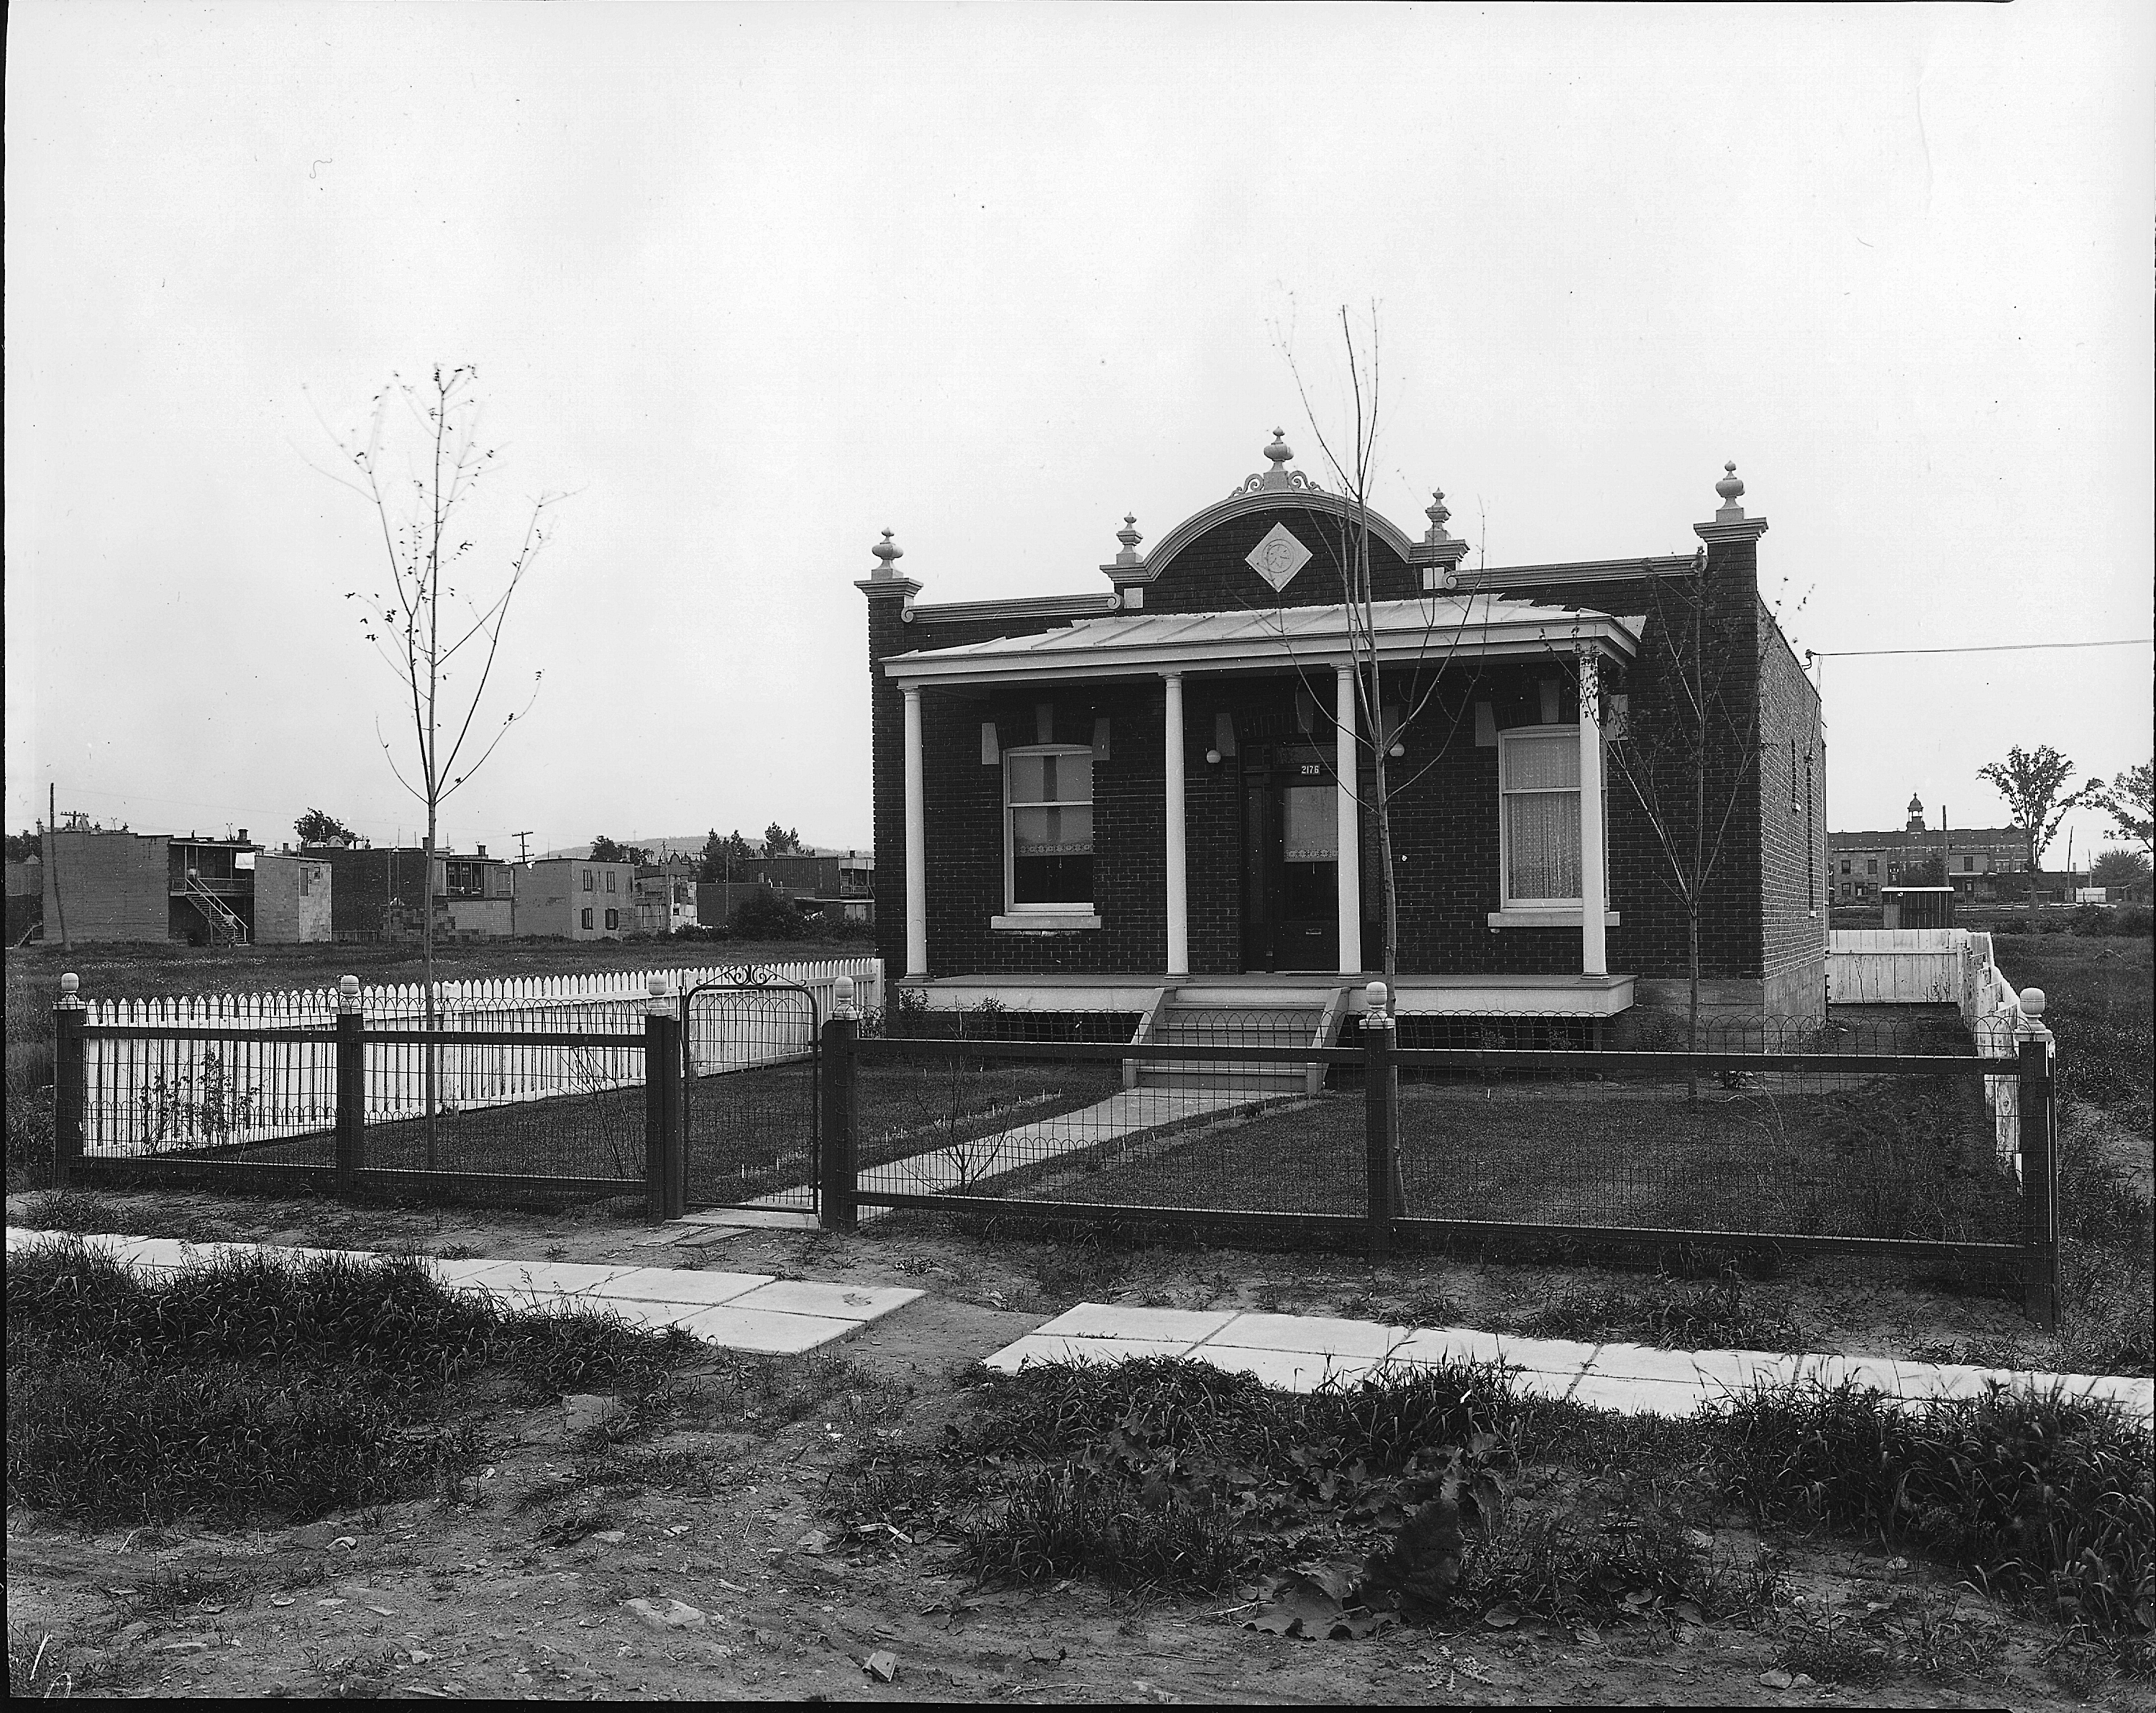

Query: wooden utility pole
47,783,70,952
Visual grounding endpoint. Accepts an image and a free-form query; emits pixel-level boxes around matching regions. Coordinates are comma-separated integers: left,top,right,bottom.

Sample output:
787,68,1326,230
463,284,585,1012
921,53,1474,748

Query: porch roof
881,595,1642,687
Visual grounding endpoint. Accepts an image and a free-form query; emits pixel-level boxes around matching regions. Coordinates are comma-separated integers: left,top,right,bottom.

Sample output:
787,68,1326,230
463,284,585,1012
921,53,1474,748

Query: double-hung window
1005,746,1094,911
1497,727,1602,908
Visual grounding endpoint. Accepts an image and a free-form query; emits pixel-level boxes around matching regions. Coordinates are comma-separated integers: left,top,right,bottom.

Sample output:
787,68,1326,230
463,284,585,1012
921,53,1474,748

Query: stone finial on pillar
1714,462,1746,521
338,973,362,1014
1424,490,1453,544
1113,514,1143,567
856,528,923,601
1415,485,1473,591
1695,459,1768,546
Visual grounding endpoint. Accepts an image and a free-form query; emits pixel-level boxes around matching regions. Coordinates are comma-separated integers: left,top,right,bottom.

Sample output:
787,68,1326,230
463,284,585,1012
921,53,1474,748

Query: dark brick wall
1138,501,1419,614
1755,604,1827,1007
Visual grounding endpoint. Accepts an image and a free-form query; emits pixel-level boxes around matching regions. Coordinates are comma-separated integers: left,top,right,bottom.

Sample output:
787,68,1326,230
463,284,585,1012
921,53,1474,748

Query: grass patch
1041,1075,2021,1247
5,1242,692,1529
1719,1380,2154,1635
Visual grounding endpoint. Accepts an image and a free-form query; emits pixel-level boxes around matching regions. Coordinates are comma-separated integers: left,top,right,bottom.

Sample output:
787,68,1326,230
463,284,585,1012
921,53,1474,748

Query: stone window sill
991,913,1102,933
1486,908,1622,929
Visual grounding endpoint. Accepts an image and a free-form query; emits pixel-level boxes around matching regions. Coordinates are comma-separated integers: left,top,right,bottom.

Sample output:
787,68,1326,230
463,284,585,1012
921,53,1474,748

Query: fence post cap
337,974,362,1010
2017,987,2045,1018
1361,980,1394,1026
647,973,671,997
833,974,857,1017
58,972,82,1007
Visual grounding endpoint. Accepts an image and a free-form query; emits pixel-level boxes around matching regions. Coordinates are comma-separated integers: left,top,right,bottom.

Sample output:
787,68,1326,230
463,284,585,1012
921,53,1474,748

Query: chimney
476,844,488,858
237,829,250,844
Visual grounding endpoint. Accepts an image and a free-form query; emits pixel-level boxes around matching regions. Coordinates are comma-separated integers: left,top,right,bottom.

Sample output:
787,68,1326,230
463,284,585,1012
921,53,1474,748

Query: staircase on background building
180,874,250,946
1123,984,1351,1095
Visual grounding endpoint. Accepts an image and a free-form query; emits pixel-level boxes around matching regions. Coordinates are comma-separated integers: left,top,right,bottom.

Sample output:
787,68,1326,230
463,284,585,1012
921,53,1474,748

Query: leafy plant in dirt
1717,1381,2155,1636
1776,1601,1890,1685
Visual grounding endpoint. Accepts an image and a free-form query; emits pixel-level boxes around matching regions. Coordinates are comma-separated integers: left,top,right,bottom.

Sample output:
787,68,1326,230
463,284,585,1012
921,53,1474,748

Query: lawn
203,1054,1125,1207
1036,1072,2023,1246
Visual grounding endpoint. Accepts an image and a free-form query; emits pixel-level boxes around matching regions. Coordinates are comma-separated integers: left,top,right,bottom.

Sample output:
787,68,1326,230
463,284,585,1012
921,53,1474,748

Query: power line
1808,639,2152,660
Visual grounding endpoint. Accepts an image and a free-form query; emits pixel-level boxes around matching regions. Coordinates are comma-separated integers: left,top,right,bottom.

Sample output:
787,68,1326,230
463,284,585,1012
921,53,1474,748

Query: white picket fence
78,958,884,1158
1826,928,2050,1171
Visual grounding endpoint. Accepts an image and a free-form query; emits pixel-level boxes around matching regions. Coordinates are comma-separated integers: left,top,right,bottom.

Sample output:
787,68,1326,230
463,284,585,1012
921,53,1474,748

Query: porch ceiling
881,596,1642,688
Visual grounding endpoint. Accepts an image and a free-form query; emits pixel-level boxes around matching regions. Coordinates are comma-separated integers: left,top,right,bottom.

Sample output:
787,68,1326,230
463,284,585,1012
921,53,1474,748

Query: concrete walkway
986,1303,2156,1422
675,1087,1279,1233
4,1228,920,1357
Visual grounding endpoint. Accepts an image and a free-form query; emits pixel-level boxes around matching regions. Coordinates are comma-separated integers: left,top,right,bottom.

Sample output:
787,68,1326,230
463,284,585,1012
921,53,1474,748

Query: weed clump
5,1241,690,1529
1719,1381,2155,1635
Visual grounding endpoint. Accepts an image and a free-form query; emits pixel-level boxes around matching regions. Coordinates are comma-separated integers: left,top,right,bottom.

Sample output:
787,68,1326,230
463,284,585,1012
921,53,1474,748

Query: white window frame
1002,743,1096,915
1497,725,1605,910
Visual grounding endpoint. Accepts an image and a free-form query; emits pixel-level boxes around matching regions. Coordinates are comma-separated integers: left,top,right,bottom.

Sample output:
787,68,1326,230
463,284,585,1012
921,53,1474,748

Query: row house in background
36,824,331,945
695,851,877,929
519,856,641,940
301,841,514,942
635,856,700,935
1830,795,2026,903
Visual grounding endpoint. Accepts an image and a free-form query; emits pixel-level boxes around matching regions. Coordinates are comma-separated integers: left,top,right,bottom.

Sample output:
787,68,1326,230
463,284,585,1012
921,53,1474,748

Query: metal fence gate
680,976,821,1213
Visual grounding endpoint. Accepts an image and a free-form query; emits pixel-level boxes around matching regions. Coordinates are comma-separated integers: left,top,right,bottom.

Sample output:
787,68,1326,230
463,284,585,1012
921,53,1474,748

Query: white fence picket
77,956,884,1158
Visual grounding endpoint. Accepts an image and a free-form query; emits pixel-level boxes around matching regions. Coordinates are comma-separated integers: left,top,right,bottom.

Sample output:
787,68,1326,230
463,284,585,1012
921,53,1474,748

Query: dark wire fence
817,997,2061,1327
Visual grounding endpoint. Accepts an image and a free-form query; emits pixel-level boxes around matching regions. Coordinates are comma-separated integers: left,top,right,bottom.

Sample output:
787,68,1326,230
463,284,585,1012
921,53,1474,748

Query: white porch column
1335,664,1362,974
1577,649,1607,978
1163,672,1189,976
903,685,928,978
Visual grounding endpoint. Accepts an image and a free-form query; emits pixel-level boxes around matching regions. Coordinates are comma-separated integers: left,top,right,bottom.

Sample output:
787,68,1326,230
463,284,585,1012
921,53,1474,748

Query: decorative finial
1265,429,1293,468
870,529,903,580
1424,488,1453,543
1714,461,1745,519
1113,513,1143,567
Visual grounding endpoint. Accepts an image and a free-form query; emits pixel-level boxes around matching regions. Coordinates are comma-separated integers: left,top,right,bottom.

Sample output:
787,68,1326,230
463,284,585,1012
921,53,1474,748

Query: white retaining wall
1827,928,2050,1174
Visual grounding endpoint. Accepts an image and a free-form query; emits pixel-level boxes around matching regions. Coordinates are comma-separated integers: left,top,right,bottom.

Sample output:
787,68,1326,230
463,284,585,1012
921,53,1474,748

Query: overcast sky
7,1,2151,867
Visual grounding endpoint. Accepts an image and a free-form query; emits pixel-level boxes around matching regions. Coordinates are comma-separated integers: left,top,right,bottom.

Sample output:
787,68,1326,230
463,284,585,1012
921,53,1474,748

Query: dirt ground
10,1187,2152,1704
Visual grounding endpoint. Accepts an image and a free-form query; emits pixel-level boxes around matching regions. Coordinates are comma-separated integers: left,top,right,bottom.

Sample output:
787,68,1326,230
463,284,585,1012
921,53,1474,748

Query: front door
1241,754,1338,971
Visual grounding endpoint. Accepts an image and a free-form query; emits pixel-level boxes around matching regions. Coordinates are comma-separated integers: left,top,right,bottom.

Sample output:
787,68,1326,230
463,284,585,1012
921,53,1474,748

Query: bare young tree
316,365,562,1161
1278,304,1489,1000
1599,548,1796,1057
1977,744,2105,921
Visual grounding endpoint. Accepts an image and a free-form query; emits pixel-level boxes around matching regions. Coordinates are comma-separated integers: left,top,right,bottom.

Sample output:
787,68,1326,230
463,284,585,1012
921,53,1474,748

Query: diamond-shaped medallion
1245,522,1312,593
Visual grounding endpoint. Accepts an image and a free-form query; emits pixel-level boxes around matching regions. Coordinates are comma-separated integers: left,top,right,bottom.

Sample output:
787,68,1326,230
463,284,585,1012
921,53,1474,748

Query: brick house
860,437,1827,1031
1830,795,2027,903
303,843,515,942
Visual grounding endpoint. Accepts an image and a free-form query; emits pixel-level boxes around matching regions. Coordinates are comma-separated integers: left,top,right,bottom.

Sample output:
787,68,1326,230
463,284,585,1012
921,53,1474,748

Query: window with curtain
1499,729,1591,905
1007,746,1094,908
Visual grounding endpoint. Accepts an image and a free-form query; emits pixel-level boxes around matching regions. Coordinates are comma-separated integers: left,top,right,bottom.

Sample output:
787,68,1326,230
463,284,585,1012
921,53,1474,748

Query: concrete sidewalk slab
585,1269,774,1308
456,1261,641,1298
1034,1303,1239,1345
1205,1312,1409,1361
728,1279,923,1322
975,1300,2156,1423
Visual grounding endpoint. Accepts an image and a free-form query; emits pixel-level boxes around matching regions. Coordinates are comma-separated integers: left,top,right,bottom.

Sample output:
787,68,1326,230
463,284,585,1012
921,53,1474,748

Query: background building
518,856,639,940
1830,794,2025,903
